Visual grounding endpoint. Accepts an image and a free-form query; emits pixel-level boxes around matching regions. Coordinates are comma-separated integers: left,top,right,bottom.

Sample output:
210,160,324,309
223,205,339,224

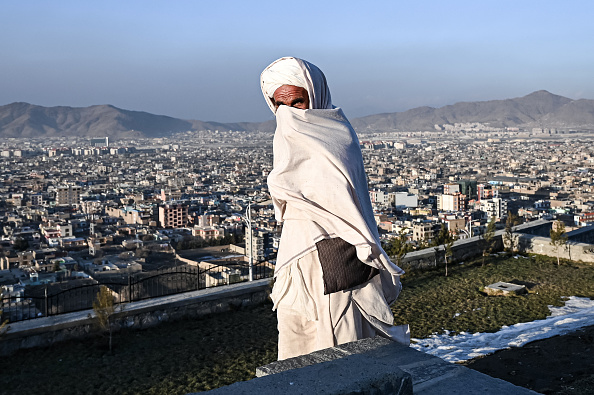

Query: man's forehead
273,85,307,98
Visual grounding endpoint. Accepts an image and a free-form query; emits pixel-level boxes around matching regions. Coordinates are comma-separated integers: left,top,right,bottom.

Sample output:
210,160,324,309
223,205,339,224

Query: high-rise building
458,180,478,200
158,203,189,228
477,184,485,201
245,227,269,262
480,197,508,219
55,185,82,206
438,193,466,212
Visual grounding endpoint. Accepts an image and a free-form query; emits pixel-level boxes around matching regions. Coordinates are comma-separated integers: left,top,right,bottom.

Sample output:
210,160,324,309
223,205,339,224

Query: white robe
267,106,409,359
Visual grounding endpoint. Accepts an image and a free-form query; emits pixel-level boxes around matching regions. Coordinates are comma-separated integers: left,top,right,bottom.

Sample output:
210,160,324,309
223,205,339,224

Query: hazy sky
2,1,593,122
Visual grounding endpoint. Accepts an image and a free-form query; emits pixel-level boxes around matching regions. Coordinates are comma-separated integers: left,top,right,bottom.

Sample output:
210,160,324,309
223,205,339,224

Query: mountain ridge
1,90,593,138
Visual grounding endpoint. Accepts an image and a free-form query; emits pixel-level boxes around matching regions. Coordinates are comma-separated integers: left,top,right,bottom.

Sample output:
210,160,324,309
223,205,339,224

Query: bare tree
481,216,497,266
93,285,116,352
0,308,9,337
433,223,455,276
504,211,519,254
549,220,568,266
444,237,455,277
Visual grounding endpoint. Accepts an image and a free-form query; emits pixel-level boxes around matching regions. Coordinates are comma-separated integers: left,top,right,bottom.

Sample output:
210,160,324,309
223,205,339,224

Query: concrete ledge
205,337,413,395
205,337,538,395
0,278,271,356
255,336,395,377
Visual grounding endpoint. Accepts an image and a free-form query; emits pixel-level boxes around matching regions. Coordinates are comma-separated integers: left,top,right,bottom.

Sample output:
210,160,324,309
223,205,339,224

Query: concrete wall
398,219,587,270
513,234,594,263
400,233,504,270
513,219,553,237
0,279,271,356
567,225,594,244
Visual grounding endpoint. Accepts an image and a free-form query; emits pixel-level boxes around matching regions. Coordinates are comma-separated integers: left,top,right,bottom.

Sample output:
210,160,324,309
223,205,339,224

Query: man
261,57,409,360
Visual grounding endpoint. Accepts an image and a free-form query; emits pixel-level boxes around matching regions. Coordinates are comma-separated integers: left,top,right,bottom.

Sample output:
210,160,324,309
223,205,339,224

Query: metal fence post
128,274,132,303
44,286,48,317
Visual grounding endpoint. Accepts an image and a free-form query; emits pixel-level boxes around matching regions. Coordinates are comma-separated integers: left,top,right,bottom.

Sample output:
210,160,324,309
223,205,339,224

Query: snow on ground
411,296,594,363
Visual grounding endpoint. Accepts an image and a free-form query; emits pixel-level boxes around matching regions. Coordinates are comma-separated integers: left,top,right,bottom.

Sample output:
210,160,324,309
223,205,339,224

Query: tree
13,237,29,251
385,230,412,266
504,212,520,254
430,223,454,270
444,236,455,277
93,285,116,352
417,237,428,251
434,223,451,246
481,216,497,266
0,308,9,337
549,220,568,266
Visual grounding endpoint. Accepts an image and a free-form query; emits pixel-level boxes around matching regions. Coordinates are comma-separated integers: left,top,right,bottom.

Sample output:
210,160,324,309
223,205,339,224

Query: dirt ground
463,325,594,394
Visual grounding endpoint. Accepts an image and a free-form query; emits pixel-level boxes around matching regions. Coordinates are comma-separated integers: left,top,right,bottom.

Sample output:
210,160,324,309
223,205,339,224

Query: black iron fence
0,262,273,324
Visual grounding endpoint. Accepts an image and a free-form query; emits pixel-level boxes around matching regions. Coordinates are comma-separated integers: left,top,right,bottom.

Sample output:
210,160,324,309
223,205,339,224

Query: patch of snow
411,296,594,363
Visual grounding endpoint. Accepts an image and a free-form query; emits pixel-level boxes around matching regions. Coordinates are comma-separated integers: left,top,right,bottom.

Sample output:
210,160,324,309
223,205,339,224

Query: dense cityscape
1,125,593,322
3,2,594,393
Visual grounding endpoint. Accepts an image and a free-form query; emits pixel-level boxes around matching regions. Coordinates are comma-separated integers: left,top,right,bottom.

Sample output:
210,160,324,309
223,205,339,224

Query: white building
245,226,265,262
389,192,418,208
369,190,391,207
480,197,508,219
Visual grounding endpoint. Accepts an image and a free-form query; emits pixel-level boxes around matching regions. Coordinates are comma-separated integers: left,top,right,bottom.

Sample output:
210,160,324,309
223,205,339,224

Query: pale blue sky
1,0,593,122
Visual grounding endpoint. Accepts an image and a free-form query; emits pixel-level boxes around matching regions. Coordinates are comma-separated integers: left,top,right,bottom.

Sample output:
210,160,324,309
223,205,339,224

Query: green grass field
393,254,594,338
1,254,592,394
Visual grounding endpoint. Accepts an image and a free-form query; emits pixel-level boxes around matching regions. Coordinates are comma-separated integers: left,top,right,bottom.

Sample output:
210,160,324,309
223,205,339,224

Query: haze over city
2,2,594,393
2,0,594,122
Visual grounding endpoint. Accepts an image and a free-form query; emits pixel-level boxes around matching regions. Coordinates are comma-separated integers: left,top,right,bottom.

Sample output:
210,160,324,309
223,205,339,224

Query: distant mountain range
0,102,274,138
350,90,594,132
1,90,593,138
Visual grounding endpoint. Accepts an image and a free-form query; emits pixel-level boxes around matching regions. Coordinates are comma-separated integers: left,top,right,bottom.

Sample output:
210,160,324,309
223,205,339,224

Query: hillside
0,103,195,138
1,90,594,138
350,90,594,131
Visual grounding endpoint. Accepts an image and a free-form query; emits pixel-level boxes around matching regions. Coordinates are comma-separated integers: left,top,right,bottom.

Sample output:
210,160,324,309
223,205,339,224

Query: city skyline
2,1,594,123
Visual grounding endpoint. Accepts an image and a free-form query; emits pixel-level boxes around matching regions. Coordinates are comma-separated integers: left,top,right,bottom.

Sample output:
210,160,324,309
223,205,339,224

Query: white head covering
260,57,333,114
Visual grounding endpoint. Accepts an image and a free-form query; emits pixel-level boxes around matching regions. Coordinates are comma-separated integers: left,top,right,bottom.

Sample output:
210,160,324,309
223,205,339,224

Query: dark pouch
316,237,379,295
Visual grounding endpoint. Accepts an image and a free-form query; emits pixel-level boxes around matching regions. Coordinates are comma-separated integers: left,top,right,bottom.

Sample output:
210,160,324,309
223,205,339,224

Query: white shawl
267,106,404,303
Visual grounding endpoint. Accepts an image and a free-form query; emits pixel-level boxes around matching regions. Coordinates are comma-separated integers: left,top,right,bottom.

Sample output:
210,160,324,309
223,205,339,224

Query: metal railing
0,263,273,324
